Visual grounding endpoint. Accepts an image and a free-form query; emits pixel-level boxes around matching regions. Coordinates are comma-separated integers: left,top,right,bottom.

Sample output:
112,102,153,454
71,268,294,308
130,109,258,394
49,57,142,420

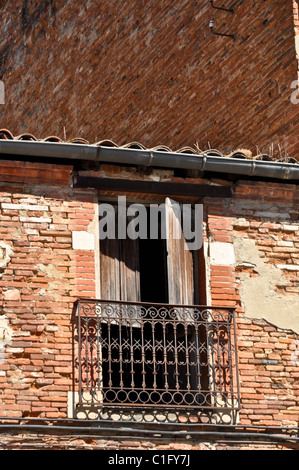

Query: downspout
0,140,298,180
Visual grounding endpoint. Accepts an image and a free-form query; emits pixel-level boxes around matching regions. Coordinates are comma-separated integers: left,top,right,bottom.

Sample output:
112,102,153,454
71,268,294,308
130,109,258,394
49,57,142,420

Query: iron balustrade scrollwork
75,300,240,417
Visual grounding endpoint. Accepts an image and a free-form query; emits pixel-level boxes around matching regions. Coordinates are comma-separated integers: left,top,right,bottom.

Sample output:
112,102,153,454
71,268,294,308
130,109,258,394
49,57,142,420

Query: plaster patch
295,35,299,62
291,340,299,366
0,243,13,281
37,264,64,279
3,289,20,301
0,242,13,270
0,315,13,364
233,237,299,334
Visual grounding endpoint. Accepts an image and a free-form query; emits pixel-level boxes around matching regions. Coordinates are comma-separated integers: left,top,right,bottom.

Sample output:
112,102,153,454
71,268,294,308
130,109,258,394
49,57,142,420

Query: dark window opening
139,211,169,304
100,320,205,405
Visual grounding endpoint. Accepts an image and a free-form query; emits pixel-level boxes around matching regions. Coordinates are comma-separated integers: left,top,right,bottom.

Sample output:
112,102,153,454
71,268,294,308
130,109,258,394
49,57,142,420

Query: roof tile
0,129,297,164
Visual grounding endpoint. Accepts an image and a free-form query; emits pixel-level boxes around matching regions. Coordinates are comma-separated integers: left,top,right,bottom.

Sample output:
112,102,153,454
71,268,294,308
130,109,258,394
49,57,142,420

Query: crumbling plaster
0,241,13,274
233,236,299,334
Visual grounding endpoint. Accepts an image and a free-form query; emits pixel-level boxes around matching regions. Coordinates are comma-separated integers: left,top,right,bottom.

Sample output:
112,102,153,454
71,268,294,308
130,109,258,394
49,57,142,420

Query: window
75,197,240,421
99,198,201,306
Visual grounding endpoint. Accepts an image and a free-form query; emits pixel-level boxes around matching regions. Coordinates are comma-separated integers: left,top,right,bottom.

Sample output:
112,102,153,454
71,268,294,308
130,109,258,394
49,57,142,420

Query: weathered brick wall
0,161,98,419
0,160,298,449
206,180,299,427
0,434,297,450
294,0,299,77
0,1,298,158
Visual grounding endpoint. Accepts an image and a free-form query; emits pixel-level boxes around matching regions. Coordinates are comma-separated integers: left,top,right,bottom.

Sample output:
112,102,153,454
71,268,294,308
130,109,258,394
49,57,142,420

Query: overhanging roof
0,129,298,182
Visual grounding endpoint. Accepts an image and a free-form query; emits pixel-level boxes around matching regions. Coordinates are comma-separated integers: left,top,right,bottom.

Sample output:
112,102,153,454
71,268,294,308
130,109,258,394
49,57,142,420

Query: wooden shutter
118,237,140,302
99,204,140,302
99,237,121,301
165,197,194,306
99,236,140,302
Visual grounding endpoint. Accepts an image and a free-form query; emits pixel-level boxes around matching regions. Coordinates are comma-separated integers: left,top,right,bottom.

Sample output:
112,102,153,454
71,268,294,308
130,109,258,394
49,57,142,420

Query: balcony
75,299,240,424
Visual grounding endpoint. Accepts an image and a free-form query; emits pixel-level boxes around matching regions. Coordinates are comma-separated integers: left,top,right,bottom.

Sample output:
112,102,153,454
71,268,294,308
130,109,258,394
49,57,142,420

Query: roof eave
0,139,298,181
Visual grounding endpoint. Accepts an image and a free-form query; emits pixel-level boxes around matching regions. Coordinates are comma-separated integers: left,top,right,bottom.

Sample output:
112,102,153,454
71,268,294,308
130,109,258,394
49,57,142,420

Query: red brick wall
294,0,299,59
0,160,298,449
207,180,299,427
294,0,299,93
0,1,298,158
0,163,98,419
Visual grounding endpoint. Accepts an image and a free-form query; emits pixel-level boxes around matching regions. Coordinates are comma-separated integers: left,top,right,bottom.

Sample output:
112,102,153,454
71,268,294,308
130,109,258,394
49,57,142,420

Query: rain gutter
0,139,298,181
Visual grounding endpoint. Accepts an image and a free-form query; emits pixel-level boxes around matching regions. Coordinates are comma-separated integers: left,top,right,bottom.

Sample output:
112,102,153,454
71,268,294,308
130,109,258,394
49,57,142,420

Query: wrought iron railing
75,300,240,417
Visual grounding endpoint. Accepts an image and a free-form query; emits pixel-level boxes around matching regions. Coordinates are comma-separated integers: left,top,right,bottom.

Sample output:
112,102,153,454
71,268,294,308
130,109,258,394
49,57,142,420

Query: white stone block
72,231,95,251
282,225,299,232
1,203,48,211
277,264,299,271
3,289,20,301
210,241,235,266
19,216,52,223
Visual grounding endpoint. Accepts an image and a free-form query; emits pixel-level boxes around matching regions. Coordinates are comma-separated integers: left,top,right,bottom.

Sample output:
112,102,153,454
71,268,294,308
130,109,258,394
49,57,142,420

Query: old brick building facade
0,135,298,450
0,0,298,452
